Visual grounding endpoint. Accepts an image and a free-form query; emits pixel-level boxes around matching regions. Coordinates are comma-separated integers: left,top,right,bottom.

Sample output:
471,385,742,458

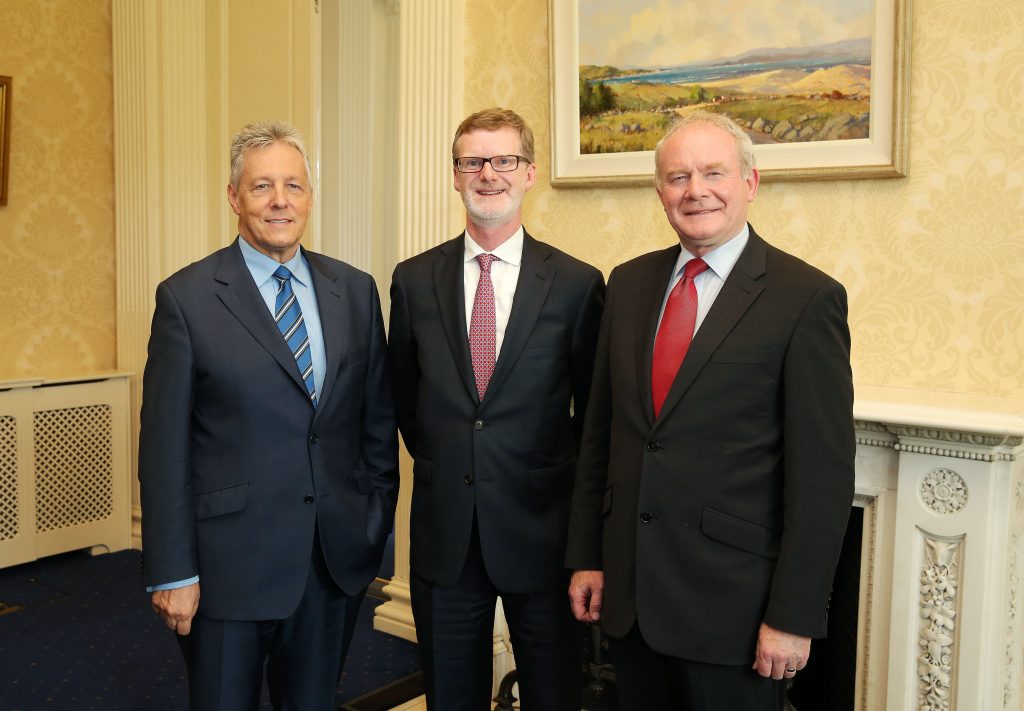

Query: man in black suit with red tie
566,110,855,710
389,108,604,710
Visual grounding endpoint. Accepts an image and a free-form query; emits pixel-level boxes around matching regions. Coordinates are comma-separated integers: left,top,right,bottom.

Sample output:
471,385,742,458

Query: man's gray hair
654,110,756,184
229,120,311,189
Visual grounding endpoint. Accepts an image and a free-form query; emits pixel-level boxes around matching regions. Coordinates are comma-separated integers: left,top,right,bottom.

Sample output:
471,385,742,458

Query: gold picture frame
0,76,9,205
549,0,910,186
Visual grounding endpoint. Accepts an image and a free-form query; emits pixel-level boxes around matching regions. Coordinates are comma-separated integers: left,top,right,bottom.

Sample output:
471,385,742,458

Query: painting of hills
578,0,874,154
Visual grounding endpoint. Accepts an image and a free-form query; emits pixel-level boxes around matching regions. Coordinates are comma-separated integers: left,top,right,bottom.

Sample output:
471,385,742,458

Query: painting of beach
577,0,874,154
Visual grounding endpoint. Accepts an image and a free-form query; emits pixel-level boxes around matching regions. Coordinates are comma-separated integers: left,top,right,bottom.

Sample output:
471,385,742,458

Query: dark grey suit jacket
566,226,855,664
389,231,604,593
138,239,398,620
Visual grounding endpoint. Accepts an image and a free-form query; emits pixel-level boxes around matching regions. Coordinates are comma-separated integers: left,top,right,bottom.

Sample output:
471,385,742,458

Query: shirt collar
463,226,525,268
673,223,749,281
237,236,312,288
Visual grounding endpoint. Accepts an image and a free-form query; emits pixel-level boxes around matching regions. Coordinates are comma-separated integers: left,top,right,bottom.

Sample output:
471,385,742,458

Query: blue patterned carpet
0,548,419,710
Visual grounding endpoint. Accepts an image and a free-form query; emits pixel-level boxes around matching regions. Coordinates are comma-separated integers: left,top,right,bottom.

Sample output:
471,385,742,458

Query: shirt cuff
146,575,199,592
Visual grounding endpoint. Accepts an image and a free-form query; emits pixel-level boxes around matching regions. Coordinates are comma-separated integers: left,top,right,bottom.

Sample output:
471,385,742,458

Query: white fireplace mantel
851,385,1024,711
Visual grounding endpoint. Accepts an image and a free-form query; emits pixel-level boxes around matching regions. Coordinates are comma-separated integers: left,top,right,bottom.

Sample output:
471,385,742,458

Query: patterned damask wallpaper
0,0,115,379
465,0,1024,398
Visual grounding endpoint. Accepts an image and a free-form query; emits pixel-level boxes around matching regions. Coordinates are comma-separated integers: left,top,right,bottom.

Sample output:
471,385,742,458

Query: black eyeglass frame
453,155,526,173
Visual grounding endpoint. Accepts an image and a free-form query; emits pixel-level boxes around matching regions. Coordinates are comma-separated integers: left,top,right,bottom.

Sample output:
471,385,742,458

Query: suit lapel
654,229,768,425
635,245,682,427
306,250,344,413
433,236,479,403
214,239,310,398
484,233,553,401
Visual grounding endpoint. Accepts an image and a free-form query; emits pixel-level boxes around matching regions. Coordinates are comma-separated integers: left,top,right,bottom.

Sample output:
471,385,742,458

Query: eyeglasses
453,155,525,173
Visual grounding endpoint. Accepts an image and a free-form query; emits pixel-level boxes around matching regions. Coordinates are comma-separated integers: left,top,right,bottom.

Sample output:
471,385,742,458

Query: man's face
655,123,759,256
453,127,536,230
227,141,312,263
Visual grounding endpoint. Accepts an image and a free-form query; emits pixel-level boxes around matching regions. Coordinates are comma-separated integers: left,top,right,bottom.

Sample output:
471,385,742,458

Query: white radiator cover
0,373,132,567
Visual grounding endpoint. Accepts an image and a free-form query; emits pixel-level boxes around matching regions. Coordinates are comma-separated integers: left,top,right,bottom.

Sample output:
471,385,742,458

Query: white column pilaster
373,0,466,648
113,0,209,546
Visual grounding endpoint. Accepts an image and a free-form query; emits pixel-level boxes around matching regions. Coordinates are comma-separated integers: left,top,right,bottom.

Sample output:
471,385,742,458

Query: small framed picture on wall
0,76,10,206
0,77,10,205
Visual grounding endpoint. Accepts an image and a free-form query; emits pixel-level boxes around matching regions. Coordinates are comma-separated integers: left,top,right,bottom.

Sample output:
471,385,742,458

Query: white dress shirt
656,224,750,335
463,226,524,356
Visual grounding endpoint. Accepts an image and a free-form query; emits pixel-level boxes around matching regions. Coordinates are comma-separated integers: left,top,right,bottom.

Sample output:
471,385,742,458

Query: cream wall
0,0,115,378
2,0,1021,399
465,0,1024,398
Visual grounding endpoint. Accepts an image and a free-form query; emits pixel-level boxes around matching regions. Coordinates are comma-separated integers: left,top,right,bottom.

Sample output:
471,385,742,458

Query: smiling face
227,141,311,263
655,122,759,256
453,126,536,236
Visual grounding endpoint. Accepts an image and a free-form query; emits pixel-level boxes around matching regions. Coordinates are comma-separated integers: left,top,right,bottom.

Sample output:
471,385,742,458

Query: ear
523,161,537,191
745,168,760,202
226,183,242,216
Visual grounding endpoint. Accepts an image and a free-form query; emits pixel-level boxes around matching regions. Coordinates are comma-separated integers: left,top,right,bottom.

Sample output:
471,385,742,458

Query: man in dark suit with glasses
389,107,604,710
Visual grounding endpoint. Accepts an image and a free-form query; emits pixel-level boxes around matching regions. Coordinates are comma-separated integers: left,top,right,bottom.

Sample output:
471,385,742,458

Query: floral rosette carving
921,469,968,514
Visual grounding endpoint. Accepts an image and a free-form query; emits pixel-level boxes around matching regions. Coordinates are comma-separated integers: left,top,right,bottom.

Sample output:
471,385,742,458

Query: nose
685,174,708,198
478,161,499,179
270,185,289,207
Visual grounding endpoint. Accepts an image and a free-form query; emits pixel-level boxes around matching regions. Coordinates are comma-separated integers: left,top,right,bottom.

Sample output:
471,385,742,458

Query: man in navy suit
566,111,855,710
138,120,398,710
389,108,604,710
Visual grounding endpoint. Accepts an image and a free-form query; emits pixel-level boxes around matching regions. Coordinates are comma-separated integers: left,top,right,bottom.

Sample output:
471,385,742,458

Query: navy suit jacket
389,232,604,593
566,227,855,664
139,239,398,620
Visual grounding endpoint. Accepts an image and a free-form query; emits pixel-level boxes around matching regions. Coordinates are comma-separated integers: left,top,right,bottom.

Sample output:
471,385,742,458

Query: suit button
639,511,653,523
473,420,484,430
304,495,315,504
464,474,474,485
646,441,660,452
309,433,319,445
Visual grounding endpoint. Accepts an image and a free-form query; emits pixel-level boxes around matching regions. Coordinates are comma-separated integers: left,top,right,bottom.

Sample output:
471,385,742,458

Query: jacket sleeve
387,264,420,456
569,270,606,449
565,267,617,571
138,281,199,588
764,278,856,637
359,277,400,523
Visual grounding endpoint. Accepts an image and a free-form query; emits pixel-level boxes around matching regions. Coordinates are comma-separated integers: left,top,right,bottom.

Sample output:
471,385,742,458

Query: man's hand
568,570,604,623
151,582,200,636
752,622,810,680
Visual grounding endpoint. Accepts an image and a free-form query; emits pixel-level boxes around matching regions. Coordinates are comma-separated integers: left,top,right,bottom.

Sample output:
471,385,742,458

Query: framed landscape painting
549,0,910,185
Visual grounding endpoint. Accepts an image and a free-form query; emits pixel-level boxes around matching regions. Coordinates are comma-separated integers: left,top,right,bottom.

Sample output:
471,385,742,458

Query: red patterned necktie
469,253,499,399
651,258,709,417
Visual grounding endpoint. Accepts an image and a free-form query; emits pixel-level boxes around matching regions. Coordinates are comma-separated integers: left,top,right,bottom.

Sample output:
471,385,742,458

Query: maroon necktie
469,253,499,399
651,258,709,417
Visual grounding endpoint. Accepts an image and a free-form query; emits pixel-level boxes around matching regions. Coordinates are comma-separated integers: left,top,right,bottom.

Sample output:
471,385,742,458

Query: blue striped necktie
272,266,317,404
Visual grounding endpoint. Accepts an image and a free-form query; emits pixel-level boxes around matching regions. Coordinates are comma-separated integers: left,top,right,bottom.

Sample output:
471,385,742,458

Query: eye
251,183,271,193
494,156,515,168
287,183,304,192
462,158,483,170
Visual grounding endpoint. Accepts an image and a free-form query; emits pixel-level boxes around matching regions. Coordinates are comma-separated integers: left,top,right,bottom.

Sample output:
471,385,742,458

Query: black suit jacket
139,239,398,620
389,231,604,593
565,226,855,664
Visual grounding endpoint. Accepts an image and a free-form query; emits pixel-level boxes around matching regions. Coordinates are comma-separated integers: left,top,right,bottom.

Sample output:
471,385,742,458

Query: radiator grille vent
0,416,17,541
33,405,114,532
